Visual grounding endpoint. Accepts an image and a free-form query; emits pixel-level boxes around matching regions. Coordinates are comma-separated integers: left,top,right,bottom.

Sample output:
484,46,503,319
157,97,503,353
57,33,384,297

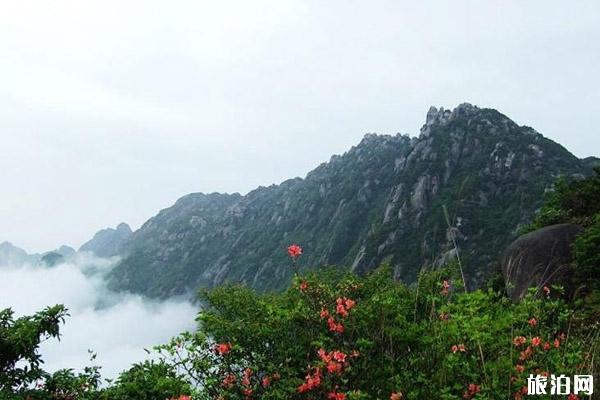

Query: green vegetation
528,168,600,314
0,304,190,400
155,268,598,399
0,305,68,396
2,265,598,399
528,167,600,231
99,360,191,400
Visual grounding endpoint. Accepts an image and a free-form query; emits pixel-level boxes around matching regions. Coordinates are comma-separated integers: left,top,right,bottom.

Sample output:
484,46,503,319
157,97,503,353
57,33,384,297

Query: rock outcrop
501,224,583,301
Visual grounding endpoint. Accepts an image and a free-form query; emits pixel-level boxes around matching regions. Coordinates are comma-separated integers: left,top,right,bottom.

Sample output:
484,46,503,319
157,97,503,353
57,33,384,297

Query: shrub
528,168,600,231
157,267,597,399
99,360,192,400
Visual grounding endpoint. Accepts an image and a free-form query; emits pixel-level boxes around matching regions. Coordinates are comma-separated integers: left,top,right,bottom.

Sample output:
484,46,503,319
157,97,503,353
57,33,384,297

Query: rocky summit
79,223,133,258
107,104,597,298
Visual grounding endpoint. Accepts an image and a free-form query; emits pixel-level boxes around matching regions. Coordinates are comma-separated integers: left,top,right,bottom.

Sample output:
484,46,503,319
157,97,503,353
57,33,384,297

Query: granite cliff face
107,104,595,298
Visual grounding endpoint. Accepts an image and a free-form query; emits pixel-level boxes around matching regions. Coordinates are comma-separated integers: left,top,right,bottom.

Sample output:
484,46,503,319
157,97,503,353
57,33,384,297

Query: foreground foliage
0,305,68,395
158,266,598,399
0,305,190,400
1,265,598,399
528,168,600,318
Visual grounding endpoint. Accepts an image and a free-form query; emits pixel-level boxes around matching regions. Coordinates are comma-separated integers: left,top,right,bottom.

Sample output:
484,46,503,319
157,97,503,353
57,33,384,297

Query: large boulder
502,224,583,301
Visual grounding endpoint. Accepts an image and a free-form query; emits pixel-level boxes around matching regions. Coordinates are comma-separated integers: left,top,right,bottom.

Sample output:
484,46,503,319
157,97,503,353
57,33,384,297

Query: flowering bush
156,263,598,399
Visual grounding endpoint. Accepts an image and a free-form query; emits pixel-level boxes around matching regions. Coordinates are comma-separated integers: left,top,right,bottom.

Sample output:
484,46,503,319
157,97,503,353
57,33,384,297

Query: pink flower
242,368,252,386
463,383,481,399
451,344,466,353
299,281,309,292
344,298,356,309
514,392,522,400
317,348,331,363
531,337,542,347
334,297,356,317
331,350,347,363
543,342,551,351
327,392,346,400
214,342,232,355
287,244,303,258
513,336,527,346
440,280,450,296
528,318,537,327
390,393,403,400
222,374,236,389
519,346,533,361
515,364,524,373
521,386,528,394
261,376,271,388
327,317,344,333
542,286,551,296
297,368,322,393
336,302,349,318
320,309,330,319
326,361,342,374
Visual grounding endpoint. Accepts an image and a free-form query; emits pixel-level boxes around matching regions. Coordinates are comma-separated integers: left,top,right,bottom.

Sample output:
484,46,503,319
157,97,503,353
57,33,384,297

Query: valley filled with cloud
0,255,196,380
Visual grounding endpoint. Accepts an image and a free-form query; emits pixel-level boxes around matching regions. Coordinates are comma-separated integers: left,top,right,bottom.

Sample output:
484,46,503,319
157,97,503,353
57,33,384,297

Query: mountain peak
116,223,132,234
0,241,39,267
79,223,133,258
425,102,479,127
107,104,595,298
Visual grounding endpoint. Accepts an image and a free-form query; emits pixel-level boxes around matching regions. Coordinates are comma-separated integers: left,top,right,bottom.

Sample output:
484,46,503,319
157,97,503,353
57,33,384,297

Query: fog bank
0,254,197,380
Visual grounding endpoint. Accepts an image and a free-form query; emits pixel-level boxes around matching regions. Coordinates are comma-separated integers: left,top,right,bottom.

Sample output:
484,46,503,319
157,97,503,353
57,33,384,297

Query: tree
0,305,68,395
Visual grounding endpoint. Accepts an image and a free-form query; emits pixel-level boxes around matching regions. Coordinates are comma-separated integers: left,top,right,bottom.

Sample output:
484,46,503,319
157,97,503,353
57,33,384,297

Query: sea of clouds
0,254,197,380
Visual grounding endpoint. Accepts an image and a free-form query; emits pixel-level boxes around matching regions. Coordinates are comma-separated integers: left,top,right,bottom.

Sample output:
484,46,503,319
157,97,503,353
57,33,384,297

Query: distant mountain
79,223,133,258
0,242,79,268
0,242,40,267
56,245,77,258
582,156,600,170
1,224,131,269
40,245,77,267
107,103,597,298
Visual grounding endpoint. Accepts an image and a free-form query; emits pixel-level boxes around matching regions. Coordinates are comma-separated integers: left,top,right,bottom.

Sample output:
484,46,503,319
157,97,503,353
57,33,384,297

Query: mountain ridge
102,103,595,298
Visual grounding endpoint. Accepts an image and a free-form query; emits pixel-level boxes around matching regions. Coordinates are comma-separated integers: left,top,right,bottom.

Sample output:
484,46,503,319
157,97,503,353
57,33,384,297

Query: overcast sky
1,0,599,252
